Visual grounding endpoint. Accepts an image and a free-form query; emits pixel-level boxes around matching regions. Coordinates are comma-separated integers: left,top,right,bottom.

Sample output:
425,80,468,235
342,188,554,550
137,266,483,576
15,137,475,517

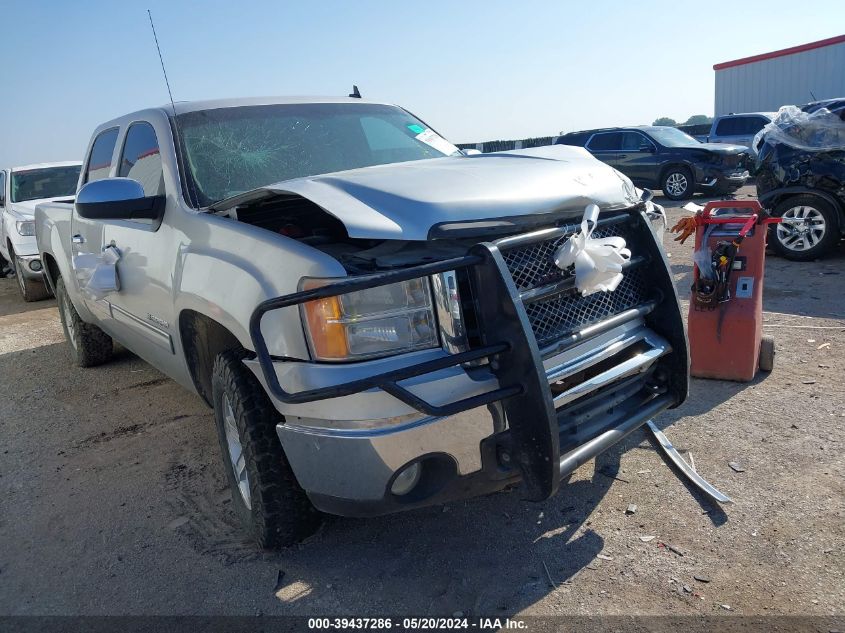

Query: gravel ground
0,186,843,618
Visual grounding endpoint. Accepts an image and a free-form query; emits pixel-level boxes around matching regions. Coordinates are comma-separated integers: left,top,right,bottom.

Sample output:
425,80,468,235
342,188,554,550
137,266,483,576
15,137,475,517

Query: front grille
500,220,649,348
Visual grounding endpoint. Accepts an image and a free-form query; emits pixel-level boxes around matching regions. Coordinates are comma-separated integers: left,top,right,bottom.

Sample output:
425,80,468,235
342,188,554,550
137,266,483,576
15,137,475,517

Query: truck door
71,122,177,365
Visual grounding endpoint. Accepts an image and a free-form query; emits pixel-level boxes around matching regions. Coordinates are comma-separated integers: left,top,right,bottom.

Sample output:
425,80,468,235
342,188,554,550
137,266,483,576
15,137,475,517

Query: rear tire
211,349,321,549
9,247,50,302
768,195,840,261
55,276,113,367
661,167,694,201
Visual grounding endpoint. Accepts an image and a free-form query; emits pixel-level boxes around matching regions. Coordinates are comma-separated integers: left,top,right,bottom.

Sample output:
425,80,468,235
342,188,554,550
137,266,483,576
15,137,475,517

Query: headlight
301,277,438,361
16,220,35,236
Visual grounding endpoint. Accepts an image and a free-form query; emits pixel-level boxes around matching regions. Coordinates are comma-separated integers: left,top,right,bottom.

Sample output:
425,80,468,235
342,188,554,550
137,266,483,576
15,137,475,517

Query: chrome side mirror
76,178,164,221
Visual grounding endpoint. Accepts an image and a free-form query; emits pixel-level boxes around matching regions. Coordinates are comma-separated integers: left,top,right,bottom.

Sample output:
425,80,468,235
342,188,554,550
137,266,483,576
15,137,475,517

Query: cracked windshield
177,102,460,206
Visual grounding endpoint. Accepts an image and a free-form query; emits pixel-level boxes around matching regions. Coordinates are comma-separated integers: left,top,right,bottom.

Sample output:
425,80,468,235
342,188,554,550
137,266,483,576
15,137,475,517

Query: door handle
72,234,85,244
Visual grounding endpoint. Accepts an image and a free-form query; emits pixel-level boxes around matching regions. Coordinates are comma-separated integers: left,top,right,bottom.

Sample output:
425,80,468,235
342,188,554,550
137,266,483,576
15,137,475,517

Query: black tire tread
211,349,320,549
55,276,113,367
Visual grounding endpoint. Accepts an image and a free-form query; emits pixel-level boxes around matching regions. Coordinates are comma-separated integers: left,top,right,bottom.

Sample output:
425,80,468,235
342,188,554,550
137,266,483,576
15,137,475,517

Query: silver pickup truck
35,96,688,548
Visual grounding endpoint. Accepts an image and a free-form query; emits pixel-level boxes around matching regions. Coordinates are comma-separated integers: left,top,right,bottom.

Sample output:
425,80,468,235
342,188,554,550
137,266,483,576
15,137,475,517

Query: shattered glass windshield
176,103,461,207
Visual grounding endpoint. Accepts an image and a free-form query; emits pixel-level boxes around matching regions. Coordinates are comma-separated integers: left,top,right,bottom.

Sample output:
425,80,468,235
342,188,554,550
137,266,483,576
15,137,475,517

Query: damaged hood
214,145,642,240
695,143,749,154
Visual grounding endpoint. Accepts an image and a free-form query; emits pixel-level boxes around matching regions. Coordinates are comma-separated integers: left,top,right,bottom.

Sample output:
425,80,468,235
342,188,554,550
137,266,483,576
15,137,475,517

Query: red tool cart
686,200,780,381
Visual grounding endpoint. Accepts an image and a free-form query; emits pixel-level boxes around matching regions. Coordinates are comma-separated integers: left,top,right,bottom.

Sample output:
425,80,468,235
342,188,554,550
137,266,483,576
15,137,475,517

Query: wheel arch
178,310,245,407
658,162,693,185
42,252,61,294
761,188,844,234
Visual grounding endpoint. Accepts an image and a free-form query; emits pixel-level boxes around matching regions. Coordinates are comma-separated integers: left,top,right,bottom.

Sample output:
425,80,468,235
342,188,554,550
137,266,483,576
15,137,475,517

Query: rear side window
118,122,165,197
587,132,622,151
715,117,767,136
0,171,6,206
85,128,119,183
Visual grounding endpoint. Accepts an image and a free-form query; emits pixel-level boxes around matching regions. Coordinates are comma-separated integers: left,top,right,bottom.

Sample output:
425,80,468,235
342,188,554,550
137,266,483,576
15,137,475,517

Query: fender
174,233,346,361
36,204,98,322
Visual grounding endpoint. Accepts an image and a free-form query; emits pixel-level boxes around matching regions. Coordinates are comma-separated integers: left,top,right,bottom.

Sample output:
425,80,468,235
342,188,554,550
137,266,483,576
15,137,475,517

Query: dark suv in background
557,126,750,200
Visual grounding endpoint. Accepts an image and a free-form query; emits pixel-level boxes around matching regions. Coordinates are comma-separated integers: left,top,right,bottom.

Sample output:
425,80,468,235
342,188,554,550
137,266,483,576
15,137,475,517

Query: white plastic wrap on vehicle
754,105,845,153
553,203,631,296
72,245,121,299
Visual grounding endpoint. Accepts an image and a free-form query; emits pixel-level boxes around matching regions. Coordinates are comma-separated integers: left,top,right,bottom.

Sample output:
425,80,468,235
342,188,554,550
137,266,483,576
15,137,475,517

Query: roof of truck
9,160,82,172
160,95,394,116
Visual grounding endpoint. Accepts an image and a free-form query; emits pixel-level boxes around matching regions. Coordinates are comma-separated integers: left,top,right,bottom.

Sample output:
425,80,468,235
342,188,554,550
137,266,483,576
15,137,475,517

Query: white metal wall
715,42,845,115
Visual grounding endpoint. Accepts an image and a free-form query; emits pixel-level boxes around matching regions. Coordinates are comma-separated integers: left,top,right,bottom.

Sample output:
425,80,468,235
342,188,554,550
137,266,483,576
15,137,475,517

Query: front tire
661,167,694,201
55,276,113,367
9,247,50,302
769,195,840,261
211,349,320,549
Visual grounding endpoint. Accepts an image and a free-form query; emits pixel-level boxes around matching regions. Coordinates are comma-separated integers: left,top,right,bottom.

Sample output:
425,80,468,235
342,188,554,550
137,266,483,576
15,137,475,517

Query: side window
587,132,622,151
118,122,165,197
0,171,6,206
85,128,120,183
743,117,768,135
621,132,649,151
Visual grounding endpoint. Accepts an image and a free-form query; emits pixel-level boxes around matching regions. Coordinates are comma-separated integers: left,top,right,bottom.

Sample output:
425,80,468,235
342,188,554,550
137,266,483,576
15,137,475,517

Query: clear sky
1,0,843,166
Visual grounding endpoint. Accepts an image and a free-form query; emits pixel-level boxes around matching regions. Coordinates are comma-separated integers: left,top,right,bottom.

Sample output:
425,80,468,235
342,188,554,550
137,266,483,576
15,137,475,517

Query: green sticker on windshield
407,124,425,134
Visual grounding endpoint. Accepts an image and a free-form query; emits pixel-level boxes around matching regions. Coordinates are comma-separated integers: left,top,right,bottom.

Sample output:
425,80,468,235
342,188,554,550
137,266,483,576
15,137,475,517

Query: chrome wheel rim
776,206,826,252
223,395,251,508
665,172,688,197
60,293,78,350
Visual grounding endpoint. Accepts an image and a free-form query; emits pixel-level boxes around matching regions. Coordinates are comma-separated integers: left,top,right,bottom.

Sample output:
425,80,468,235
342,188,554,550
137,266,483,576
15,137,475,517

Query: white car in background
0,161,82,301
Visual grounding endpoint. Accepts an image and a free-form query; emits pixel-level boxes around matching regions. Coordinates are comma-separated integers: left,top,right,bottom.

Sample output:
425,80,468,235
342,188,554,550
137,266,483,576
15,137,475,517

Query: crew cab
36,97,687,548
557,126,750,200
0,161,81,300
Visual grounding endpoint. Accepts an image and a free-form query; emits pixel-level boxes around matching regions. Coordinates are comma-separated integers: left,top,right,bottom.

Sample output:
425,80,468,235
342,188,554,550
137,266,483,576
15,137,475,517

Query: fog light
390,462,421,496
29,260,43,272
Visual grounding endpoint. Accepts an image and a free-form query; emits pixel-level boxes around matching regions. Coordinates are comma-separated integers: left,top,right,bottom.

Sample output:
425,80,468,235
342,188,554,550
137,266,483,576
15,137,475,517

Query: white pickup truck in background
0,161,81,301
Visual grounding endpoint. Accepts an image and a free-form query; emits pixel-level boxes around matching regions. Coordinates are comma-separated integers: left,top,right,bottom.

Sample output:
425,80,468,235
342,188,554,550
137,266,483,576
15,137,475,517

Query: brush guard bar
249,209,678,501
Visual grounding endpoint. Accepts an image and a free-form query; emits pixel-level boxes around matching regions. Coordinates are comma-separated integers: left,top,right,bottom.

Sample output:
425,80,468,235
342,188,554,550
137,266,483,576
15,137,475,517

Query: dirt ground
0,186,843,618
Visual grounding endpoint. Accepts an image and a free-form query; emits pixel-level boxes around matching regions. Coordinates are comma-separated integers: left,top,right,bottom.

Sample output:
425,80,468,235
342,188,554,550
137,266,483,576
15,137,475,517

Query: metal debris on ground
646,421,732,504
542,560,558,589
802,379,817,384
639,535,656,542
817,342,831,349
659,542,685,556
596,554,613,561
683,585,692,593
728,462,746,473
625,504,638,515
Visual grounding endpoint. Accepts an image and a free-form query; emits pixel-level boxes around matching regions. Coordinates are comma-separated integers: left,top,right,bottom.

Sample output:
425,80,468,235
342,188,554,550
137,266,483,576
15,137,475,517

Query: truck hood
8,196,74,220
212,145,642,240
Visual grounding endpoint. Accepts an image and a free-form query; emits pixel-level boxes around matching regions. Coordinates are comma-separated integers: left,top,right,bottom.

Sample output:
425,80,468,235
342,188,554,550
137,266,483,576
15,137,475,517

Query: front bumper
15,253,45,280
696,166,750,192
249,205,689,516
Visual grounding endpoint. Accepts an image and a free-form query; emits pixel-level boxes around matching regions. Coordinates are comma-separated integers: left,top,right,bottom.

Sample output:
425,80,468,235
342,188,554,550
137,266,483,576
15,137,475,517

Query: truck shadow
257,431,693,616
